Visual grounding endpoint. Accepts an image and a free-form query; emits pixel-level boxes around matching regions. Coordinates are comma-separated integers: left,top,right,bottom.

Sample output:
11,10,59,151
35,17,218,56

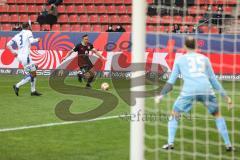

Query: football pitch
0,75,239,160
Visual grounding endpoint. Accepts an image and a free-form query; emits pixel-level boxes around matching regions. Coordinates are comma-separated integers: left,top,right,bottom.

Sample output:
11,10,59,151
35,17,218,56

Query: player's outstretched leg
162,112,180,150
85,69,95,89
214,113,234,151
13,75,32,96
30,72,42,96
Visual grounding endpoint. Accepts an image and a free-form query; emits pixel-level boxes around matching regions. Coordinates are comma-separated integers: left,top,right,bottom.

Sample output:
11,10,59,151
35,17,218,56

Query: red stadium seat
69,14,78,23
146,25,155,32
215,0,227,5
63,0,73,4
0,14,9,22
212,5,219,12
8,5,17,13
96,5,106,14
156,25,165,32
61,24,71,31
58,15,68,23
174,16,182,24
126,5,132,14
210,26,219,33
86,5,95,14
7,0,15,4
0,5,8,13
71,24,81,31
107,5,116,14
124,0,131,4
109,15,119,23
10,14,19,22
26,0,35,4
31,24,41,31
94,0,104,4
92,25,102,32
117,5,127,14
19,14,29,22
224,6,233,14
227,0,237,5
124,25,131,32
151,16,160,24
147,0,153,4
2,24,12,31
194,15,203,23
115,0,124,4
57,5,65,13
119,15,131,24
207,0,215,4
89,15,99,23
83,0,93,4
29,14,38,22
37,5,43,12
101,25,108,32
41,24,51,31
99,15,109,23
17,0,26,3
66,5,75,13
195,0,206,4
52,24,61,31
35,0,46,4
28,5,37,13
18,5,27,13
183,16,194,24
104,0,114,4
76,5,85,13
79,15,88,23
75,0,83,4
199,25,209,33
81,25,91,32
161,16,171,24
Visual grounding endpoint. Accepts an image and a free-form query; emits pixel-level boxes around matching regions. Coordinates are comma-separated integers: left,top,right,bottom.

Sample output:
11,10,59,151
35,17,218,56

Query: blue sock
168,117,178,145
215,117,231,145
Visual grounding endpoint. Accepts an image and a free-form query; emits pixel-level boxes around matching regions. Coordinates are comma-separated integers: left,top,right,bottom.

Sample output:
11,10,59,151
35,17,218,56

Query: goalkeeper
155,36,234,151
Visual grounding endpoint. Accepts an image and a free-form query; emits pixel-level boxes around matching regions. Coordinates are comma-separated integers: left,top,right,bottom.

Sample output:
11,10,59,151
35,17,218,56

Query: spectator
192,25,203,33
183,25,190,34
37,5,48,25
172,24,180,33
48,0,63,5
115,25,126,32
106,25,114,32
47,4,58,25
12,23,22,31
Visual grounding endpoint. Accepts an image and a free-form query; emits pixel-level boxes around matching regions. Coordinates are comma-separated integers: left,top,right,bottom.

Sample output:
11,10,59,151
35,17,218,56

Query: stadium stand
0,0,238,33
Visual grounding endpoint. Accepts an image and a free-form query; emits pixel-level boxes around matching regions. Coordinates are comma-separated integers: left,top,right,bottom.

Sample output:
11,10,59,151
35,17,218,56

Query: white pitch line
0,115,123,133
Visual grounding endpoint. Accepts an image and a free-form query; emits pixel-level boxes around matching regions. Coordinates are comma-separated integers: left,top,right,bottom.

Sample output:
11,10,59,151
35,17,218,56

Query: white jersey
7,29,39,56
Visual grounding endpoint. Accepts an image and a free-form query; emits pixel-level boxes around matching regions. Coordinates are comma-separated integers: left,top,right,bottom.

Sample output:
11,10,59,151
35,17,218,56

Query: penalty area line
0,115,124,133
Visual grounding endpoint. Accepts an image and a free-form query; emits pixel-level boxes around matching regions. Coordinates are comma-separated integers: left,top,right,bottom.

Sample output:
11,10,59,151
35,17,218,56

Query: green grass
0,75,239,160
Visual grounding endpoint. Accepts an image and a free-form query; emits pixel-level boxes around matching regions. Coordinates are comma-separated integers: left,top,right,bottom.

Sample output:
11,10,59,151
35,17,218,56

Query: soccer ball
101,82,109,90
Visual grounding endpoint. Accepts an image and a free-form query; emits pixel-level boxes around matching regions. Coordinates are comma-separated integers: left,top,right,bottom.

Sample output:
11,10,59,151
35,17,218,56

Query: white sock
16,76,31,88
31,77,36,92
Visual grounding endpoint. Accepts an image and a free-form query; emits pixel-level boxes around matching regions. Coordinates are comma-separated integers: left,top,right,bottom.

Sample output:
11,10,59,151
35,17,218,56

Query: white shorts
17,51,36,74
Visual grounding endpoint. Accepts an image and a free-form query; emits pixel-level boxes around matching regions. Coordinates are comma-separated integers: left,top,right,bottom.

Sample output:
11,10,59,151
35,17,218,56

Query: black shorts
78,56,94,70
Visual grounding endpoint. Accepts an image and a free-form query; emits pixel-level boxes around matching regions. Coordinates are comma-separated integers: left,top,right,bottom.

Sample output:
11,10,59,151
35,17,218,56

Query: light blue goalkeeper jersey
168,52,226,97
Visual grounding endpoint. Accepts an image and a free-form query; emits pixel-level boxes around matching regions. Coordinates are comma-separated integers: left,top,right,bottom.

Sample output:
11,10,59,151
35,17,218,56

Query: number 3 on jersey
187,56,205,73
19,35,23,47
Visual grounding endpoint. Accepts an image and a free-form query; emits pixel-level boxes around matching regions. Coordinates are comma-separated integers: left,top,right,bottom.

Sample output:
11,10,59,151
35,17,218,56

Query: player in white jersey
7,23,42,96
155,36,234,151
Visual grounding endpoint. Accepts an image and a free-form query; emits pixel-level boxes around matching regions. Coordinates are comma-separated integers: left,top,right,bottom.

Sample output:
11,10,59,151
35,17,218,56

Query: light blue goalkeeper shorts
173,95,219,115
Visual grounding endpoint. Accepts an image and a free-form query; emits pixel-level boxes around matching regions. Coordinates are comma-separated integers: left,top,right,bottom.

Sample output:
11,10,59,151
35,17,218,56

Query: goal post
130,1,147,160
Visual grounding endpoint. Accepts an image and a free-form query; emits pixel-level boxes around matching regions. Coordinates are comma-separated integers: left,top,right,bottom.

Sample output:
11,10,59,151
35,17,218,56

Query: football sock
168,117,179,145
215,117,231,145
87,76,94,84
16,75,31,88
31,77,36,92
